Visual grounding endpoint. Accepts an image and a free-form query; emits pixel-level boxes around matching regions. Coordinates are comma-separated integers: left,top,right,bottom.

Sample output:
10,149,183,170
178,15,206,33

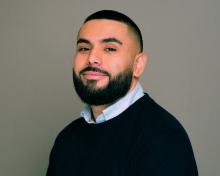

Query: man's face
73,19,140,105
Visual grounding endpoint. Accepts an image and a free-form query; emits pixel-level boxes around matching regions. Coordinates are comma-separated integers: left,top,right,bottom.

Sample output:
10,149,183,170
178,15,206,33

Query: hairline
82,18,142,53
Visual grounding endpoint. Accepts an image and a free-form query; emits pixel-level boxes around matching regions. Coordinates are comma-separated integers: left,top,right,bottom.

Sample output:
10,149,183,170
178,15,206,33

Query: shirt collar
80,82,144,124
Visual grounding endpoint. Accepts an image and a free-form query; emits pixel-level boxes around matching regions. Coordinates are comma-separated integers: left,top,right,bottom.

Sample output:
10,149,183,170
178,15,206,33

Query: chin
85,79,109,89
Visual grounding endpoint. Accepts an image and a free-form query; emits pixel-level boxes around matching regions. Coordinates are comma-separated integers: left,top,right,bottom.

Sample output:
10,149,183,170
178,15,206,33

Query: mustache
79,66,111,77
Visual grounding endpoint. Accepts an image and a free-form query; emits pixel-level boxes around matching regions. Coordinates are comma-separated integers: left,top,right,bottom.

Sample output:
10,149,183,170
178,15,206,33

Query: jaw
128,77,139,92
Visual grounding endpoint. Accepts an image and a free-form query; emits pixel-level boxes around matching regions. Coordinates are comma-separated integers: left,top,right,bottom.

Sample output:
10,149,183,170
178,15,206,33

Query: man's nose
88,48,102,66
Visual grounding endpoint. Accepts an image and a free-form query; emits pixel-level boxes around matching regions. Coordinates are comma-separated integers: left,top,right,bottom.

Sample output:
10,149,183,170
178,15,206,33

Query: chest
56,126,139,176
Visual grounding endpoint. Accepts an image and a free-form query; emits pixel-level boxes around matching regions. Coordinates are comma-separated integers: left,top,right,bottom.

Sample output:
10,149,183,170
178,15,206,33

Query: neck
91,104,110,120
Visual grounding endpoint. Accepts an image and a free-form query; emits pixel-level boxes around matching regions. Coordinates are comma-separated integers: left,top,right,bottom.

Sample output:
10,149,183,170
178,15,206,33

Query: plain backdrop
0,0,219,175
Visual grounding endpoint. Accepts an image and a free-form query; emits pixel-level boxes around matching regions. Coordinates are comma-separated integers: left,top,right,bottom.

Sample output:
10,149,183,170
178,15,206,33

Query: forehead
77,19,130,41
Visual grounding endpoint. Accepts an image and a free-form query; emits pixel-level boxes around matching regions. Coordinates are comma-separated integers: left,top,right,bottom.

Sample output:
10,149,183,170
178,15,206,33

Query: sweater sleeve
129,132,198,176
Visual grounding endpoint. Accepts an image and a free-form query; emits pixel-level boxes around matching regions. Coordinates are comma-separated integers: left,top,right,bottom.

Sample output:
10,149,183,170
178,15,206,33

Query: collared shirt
80,82,144,124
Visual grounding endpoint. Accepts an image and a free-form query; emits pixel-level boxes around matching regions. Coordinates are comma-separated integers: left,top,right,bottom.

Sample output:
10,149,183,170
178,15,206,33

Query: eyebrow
77,38,91,45
101,37,123,45
77,37,123,45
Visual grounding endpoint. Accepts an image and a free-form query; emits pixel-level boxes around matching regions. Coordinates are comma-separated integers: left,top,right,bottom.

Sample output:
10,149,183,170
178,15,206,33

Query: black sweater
47,94,198,176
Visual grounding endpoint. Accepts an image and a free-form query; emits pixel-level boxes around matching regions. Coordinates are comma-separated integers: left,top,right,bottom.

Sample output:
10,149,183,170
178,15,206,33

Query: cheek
107,57,132,76
73,55,87,74
105,57,122,72
110,64,121,75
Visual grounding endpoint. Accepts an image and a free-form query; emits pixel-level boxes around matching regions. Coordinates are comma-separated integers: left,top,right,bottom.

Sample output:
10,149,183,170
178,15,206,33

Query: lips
82,71,108,80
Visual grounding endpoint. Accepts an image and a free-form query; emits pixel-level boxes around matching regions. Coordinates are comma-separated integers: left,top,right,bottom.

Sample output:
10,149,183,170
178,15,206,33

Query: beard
72,66,133,105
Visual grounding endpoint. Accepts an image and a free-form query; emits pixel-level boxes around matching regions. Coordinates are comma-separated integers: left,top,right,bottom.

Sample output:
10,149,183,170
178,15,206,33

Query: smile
82,71,108,80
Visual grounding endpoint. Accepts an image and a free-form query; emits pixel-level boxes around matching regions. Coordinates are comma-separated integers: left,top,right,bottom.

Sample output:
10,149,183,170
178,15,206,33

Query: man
47,10,198,176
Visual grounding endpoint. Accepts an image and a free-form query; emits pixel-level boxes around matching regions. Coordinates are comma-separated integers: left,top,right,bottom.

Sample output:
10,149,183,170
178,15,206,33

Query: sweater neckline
81,93,151,128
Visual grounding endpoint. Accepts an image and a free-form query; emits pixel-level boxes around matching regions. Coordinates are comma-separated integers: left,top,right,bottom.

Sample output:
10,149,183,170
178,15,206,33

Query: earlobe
133,52,147,78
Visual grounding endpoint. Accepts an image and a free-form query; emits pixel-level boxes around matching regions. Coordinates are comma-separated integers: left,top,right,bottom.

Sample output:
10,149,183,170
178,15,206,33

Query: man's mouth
82,71,108,80
79,67,110,80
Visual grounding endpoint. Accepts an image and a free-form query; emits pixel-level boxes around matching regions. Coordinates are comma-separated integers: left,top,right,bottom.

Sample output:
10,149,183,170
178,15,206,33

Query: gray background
0,0,219,175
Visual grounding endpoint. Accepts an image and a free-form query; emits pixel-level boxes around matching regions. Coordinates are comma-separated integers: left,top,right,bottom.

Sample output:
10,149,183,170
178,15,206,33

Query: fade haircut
84,10,143,52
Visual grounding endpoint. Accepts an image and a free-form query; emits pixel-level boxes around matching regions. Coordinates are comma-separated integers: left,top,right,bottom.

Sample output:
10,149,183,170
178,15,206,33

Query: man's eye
105,48,117,52
78,47,90,52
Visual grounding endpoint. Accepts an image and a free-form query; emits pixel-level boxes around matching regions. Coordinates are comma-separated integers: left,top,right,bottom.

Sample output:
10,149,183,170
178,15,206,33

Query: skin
73,19,147,119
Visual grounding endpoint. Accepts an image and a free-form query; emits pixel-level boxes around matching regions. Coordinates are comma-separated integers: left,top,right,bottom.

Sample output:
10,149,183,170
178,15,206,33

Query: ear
133,52,147,78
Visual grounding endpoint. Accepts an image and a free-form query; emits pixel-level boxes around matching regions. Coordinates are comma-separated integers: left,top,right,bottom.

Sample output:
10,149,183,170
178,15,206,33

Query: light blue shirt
80,82,144,124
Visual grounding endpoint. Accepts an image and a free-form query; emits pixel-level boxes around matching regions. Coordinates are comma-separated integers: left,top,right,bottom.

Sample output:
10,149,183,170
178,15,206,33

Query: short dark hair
84,10,143,52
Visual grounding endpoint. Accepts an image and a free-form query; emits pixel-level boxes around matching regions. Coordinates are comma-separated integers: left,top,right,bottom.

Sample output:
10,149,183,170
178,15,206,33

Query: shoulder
54,117,86,145
131,93,191,142
129,94,198,174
